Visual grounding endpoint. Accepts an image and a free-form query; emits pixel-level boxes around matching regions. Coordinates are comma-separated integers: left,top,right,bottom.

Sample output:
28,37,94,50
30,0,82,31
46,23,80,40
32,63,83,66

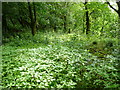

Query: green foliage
2,1,120,89
2,2,118,36
2,32,120,88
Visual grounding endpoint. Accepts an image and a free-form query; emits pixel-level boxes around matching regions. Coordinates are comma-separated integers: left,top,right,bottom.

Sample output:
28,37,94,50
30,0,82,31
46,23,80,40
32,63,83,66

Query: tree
106,0,120,18
84,0,90,34
2,2,21,35
2,2,118,37
106,0,120,39
28,1,37,36
106,0,120,53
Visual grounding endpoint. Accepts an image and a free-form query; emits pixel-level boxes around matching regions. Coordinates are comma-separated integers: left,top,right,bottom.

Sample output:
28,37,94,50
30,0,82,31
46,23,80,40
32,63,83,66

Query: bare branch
106,0,118,13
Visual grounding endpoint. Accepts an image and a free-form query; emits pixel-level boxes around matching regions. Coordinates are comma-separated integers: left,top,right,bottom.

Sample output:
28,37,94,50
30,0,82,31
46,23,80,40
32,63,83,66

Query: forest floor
2,32,120,88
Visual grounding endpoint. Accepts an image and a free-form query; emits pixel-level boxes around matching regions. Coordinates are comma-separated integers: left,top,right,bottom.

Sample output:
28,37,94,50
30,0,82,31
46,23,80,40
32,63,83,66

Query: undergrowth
2,32,120,88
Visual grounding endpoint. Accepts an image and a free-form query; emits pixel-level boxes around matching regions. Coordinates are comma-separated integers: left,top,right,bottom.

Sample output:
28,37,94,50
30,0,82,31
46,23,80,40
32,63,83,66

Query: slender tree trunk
84,0,90,34
28,1,36,36
64,15,67,33
85,8,90,34
63,2,69,33
33,2,37,35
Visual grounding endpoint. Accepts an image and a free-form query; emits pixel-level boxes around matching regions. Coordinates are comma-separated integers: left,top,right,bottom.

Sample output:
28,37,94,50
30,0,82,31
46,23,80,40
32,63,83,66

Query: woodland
2,1,120,88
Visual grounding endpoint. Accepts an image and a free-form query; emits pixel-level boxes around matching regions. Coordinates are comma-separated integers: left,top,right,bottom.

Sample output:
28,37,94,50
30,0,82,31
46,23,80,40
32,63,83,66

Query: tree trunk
85,8,90,34
63,2,69,33
84,0,90,34
28,1,36,36
64,15,67,33
32,2,37,36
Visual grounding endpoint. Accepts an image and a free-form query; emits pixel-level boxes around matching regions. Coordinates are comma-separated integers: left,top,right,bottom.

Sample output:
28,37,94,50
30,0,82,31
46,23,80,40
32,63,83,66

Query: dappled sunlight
2,34,119,88
2,1,120,88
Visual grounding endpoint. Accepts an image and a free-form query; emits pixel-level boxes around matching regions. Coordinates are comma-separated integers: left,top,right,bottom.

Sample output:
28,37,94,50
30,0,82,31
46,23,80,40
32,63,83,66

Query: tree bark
84,0,90,34
28,1,36,36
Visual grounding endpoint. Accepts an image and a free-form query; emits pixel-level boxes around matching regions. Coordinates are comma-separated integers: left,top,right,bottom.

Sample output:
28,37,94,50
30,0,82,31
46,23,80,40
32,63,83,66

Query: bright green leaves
2,31,119,88
2,43,119,88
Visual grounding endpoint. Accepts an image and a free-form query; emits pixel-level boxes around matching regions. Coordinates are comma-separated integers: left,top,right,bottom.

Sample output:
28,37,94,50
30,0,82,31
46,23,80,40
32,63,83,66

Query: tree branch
106,0,118,13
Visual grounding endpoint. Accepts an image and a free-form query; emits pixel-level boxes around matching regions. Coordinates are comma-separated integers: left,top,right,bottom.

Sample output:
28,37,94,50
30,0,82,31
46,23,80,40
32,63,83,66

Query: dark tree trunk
84,0,90,34
28,1,36,36
85,8,90,34
64,15,67,33
32,2,37,35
